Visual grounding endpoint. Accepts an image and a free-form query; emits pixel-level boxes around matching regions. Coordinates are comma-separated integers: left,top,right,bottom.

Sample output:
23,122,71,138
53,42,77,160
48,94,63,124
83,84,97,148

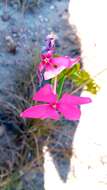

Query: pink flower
44,56,80,80
39,51,52,72
20,84,91,121
39,52,80,80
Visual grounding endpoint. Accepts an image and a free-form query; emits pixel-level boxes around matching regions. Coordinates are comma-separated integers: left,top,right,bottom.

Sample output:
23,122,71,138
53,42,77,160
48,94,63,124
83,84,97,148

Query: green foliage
58,63,100,95
34,48,41,65
53,54,60,57
71,69,100,94
58,63,80,81
57,75,66,98
3,172,23,190
85,78,100,94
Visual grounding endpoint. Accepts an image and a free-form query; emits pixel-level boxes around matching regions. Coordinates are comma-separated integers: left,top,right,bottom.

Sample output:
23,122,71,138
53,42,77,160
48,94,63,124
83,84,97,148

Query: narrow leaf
57,75,66,98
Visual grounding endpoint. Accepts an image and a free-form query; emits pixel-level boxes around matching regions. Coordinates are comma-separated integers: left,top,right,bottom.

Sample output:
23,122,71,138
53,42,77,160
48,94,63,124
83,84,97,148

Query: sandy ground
0,1,80,189
1,1,106,190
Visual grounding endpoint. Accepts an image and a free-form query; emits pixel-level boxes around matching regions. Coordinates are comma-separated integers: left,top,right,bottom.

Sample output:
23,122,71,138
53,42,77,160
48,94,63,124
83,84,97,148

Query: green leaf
53,54,60,57
85,80,100,94
34,48,41,64
71,69,100,95
51,78,55,86
57,75,66,98
66,63,80,77
58,63,80,81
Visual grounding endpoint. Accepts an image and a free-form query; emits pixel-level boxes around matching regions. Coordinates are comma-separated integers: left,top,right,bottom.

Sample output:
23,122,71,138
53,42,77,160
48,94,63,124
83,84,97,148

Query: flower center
51,103,57,109
53,63,58,68
44,57,50,64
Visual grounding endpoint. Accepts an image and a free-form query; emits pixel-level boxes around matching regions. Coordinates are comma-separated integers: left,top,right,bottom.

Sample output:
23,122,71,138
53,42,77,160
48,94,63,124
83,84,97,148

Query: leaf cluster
56,63,100,97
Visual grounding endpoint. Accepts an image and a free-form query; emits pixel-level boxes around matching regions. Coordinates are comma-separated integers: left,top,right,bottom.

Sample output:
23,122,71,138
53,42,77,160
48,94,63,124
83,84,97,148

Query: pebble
5,35,17,54
50,5,55,10
11,27,18,34
44,18,49,22
1,13,10,22
12,33,17,38
17,42,21,47
38,15,44,22
31,36,36,42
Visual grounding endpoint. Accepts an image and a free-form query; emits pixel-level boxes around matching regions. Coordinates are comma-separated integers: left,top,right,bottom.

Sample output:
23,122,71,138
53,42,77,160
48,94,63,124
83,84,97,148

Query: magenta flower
38,51,80,80
44,56,80,80
39,51,52,72
20,84,91,121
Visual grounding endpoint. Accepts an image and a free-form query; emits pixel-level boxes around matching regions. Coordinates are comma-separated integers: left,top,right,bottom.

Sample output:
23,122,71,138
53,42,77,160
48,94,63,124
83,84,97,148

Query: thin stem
71,80,90,95
53,76,57,94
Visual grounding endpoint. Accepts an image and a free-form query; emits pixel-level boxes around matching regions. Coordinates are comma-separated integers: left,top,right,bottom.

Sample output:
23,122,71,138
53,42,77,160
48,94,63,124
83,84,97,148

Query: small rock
31,36,36,42
50,5,55,10
13,33,18,38
38,15,44,22
44,18,49,22
11,27,18,34
1,13,10,22
17,41,21,47
5,35,17,54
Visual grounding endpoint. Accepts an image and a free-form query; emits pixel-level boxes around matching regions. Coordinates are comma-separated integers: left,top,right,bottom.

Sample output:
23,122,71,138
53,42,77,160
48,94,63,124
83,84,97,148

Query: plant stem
53,76,57,94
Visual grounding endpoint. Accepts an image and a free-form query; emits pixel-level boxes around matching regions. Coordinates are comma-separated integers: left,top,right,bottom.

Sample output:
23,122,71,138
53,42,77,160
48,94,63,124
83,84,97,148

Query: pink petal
41,51,52,59
44,56,71,80
44,65,66,80
59,93,92,105
52,56,80,68
68,56,80,68
58,103,81,121
44,56,80,80
52,57,70,67
57,93,91,120
33,84,57,103
20,104,60,120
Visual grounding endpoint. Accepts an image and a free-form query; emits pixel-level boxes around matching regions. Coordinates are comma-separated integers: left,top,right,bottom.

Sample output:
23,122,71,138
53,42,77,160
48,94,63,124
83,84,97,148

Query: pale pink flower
20,84,91,121
39,52,80,80
44,56,80,80
39,51,52,72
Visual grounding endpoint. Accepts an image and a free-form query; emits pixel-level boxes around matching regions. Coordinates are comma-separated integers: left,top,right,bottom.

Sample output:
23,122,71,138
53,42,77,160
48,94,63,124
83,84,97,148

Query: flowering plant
20,34,99,121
